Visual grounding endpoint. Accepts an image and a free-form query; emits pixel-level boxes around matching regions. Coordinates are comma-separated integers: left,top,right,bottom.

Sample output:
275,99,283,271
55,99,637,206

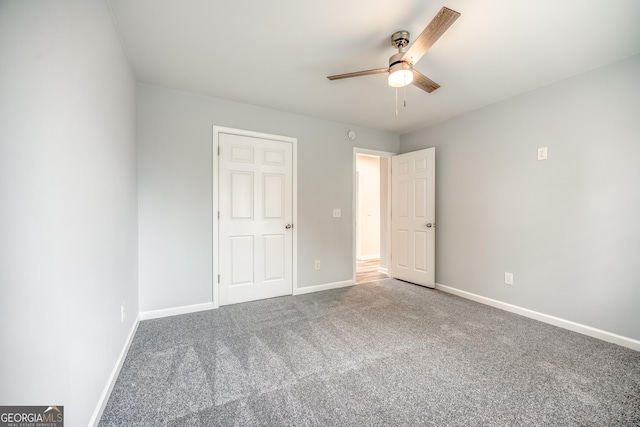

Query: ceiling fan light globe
388,69,413,88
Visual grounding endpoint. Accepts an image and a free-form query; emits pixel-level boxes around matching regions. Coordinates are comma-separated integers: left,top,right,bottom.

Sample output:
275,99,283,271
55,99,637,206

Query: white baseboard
294,280,353,295
378,267,388,275
89,314,139,426
435,283,640,351
139,302,215,320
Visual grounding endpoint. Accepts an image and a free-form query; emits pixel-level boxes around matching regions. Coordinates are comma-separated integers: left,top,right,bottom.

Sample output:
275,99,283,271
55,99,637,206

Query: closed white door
218,132,293,305
390,148,435,287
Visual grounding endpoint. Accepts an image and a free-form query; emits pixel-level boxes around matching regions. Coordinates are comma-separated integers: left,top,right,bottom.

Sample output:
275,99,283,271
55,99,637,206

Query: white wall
356,155,381,259
0,1,138,425
137,84,399,312
401,54,640,341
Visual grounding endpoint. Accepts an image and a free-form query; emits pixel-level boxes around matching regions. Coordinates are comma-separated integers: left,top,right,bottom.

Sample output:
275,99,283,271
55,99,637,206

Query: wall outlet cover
504,272,514,285
537,147,548,161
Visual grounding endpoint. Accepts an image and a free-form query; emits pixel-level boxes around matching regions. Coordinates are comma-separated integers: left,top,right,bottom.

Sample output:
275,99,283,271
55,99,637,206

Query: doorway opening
353,149,393,284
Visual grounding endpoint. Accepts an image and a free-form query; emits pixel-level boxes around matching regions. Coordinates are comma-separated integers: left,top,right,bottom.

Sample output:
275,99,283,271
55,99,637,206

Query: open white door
218,131,294,305
390,148,435,288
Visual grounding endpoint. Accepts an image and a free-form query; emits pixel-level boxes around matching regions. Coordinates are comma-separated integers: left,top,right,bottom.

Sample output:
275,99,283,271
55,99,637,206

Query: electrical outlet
333,208,341,218
504,272,514,285
121,304,125,322
537,147,548,161
315,260,321,270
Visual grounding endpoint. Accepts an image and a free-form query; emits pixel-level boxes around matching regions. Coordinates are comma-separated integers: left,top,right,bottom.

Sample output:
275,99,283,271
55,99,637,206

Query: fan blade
402,7,460,65
327,68,388,80
412,70,440,93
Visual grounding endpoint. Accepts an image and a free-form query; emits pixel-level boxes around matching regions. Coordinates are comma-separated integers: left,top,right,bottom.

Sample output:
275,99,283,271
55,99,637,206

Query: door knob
285,224,293,229
426,223,435,228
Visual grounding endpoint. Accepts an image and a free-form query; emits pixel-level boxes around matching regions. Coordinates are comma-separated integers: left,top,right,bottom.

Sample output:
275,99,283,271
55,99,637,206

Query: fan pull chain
395,88,398,117
404,85,407,108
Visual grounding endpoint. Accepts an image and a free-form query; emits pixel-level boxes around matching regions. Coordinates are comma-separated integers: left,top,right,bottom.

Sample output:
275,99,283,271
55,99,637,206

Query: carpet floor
99,279,640,426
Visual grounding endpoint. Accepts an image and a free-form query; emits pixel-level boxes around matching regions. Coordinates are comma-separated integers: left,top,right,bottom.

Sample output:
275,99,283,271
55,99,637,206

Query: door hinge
218,211,220,219
217,274,220,283
218,146,220,155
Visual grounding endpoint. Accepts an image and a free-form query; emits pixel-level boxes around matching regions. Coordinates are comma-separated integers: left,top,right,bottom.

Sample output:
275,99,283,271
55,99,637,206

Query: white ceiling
108,0,640,134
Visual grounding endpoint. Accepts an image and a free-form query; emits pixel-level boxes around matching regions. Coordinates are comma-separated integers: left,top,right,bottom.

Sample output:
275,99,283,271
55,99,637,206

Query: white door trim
352,148,395,284
212,126,297,308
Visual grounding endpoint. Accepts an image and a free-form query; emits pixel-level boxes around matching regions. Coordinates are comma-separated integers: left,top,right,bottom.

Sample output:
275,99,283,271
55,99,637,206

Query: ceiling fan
327,6,460,93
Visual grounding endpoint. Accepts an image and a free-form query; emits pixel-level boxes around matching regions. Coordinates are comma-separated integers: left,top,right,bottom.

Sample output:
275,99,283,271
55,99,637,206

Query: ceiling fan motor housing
389,52,411,68
389,33,414,81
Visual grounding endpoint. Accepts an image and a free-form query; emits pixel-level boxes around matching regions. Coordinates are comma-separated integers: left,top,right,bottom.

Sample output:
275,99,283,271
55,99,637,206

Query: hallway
356,258,388,284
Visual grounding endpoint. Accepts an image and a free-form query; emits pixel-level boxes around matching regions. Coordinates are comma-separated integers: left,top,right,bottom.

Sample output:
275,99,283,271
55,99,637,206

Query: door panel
264,234,285,281
231,236,254,285
414,178,427,218
230,172,253,218
396,230,408,268
219,133,293,305
414,231,428,273
263,174,284,218
390,148,435,287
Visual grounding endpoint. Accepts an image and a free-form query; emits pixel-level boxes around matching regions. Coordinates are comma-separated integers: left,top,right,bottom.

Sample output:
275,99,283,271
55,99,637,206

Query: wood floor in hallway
356,258,388,284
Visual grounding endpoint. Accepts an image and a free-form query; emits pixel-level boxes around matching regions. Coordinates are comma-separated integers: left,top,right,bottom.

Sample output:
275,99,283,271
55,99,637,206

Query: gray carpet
99,279,640,426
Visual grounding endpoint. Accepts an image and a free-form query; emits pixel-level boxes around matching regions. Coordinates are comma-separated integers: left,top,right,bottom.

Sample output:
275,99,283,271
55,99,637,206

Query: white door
218,132,293,305
390,148,435,287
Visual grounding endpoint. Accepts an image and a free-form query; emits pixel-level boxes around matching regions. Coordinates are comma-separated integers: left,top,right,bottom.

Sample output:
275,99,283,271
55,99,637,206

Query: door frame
352,148,394,284
212,126,298,308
